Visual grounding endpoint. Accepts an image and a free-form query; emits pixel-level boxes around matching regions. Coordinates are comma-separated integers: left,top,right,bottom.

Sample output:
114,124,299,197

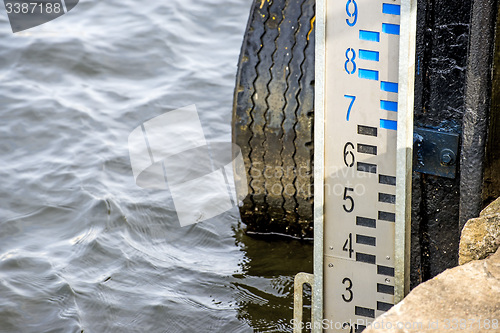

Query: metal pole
460,0,498,230
394,0,417,302
313,0,326,330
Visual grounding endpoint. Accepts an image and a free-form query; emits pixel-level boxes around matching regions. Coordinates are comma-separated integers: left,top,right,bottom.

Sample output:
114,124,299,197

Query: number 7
344,95,356,121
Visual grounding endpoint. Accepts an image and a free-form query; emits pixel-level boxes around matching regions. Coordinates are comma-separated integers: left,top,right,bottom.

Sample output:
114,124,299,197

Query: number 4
343,233,354,258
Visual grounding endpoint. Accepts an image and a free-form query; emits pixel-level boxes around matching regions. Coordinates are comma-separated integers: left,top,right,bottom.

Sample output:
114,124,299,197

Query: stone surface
459,212,500,266
362,247,500,333
481,196,500,217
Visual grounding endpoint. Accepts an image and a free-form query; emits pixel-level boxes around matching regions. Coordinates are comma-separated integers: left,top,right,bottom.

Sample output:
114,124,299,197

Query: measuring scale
305,0,417,332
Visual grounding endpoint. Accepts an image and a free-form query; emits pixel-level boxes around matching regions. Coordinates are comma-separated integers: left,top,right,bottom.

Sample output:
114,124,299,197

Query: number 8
344,48,356,74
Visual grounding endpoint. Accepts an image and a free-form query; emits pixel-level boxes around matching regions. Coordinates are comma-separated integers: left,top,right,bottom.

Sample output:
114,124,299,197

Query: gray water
0,0,312,332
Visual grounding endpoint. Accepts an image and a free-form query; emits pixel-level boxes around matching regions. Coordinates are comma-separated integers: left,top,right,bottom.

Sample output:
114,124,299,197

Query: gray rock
362,247,500,333
459,213,500,265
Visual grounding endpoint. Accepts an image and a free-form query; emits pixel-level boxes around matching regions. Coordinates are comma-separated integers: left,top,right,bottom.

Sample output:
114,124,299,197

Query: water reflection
232,225,313,332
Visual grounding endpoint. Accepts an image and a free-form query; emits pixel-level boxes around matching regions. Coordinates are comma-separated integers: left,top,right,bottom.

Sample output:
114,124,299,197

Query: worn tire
232,0,315,239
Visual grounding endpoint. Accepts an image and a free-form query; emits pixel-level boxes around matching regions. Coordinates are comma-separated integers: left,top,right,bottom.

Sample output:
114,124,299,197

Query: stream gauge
294,0,416,332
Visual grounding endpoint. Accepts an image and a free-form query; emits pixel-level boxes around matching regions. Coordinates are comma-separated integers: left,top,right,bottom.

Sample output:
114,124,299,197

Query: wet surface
0,0,312,331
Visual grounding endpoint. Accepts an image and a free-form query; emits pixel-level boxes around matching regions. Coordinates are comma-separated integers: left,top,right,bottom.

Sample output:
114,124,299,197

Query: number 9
346,0,358,27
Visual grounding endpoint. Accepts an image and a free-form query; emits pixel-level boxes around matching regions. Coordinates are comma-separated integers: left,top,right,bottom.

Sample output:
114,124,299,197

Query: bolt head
441,153,452,164
440,149,456,166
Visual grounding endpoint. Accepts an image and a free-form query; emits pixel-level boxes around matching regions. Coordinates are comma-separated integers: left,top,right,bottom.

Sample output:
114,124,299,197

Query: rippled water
0,0,312,332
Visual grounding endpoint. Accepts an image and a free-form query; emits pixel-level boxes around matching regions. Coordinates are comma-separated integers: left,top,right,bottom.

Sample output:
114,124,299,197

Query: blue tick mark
382,3,401,15
359,30,380,42
380,119,397,130
358,69,379,81
381,81,398,93
359,49,380,61
382,23,400,35
380,100,398,112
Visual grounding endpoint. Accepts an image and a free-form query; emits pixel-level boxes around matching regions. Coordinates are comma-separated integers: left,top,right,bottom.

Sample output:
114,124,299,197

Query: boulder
459,213,500,266
362,247,500,333
480,196,500,217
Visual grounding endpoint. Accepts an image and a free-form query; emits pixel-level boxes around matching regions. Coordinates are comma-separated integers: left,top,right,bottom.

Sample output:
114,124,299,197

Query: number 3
342,277,353,302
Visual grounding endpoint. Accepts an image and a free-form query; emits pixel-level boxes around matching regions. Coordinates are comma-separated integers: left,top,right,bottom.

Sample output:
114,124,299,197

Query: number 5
343,187,354,212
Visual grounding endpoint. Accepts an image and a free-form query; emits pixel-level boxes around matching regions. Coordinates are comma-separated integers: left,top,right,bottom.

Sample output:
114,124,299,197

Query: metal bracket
413,127,460,179
293,272,314,333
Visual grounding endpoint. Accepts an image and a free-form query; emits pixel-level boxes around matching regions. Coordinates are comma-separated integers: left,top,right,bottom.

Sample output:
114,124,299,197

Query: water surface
0,0,312,332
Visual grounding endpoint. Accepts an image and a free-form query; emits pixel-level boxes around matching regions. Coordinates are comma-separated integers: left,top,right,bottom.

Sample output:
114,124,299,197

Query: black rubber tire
232,0,315,239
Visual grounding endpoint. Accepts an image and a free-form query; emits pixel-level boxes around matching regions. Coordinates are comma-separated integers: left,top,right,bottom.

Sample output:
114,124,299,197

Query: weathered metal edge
395,0,417,303
313,0,326,330
293,273,315,333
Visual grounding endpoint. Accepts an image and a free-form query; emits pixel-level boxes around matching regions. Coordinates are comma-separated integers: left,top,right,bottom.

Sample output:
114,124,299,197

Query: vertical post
313,0,326,330
395,0,417,302
460,0,498,230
